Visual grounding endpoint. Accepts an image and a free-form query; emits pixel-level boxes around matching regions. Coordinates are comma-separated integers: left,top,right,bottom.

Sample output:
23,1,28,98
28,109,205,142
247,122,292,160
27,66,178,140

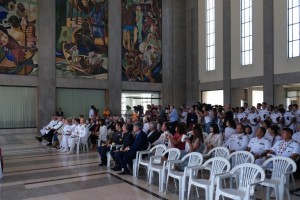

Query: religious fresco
121,0,162,83
0,0,38,75
56,0,108,79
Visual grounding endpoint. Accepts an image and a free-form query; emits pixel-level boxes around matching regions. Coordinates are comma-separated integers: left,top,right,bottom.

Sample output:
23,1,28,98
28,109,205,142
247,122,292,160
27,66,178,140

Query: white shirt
224,127,236,143
292,132,300,144
223,133,250,151
284,111,295,127
244,107,251,115
99,125,108,142
264,131,282,146
247,113,259,126
45,120,58,129
247,137,271,155
79,124,89,138
270,112,282,124
294,109,300,124
258,109,270,122
89,109,95,118
143,122,150,133
71,124,81,137
237,112,246,124
180,111,187,124
271,140,300,157
204,133,223,148
62,124,71,135
53,121,63,130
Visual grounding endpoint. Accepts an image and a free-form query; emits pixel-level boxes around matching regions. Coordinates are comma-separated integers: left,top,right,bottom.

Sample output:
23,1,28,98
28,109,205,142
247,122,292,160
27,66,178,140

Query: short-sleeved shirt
284,111,295,127
258,109,270,122
223,134,250,151
271,140,300,157
247,137,271,154
292,132,300,144
270,112,282,124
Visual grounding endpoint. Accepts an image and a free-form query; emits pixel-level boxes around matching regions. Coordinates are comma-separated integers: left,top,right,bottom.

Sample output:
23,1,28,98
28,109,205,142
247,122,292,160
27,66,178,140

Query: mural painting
121,0,162,82
0,0,38,75
56,0,108,79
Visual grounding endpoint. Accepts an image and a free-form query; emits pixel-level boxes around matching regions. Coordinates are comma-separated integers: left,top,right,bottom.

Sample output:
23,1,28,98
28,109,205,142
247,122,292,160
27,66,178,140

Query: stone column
38,0,56,129
108,0,122,116
186,0,199,106
162,0,187,107
263,0,274,105
223,0,231,105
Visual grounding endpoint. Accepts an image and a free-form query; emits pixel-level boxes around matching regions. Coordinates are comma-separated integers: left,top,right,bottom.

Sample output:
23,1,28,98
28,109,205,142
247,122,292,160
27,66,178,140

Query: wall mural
56,0,108,79
0,0,38,75
121,0,162,83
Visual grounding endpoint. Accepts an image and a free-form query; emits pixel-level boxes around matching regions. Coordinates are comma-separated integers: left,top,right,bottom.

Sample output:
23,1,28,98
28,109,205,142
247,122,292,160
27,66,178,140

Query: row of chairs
132,145,297,200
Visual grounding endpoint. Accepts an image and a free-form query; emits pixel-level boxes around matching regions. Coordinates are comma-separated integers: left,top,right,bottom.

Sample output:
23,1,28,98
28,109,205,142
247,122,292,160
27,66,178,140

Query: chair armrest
215,172,232,179
138,150,152,155
250,181,264,186
186,165,205,171
166,160,183,164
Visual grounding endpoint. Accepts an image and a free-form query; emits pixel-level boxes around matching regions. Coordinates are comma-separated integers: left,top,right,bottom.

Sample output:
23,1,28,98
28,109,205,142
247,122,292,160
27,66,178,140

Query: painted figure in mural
73,20,94,51
89,2,107,45
7,15,25,46
25,15,37,51
16,3,28,32
135,5,143,43
0,25,25,66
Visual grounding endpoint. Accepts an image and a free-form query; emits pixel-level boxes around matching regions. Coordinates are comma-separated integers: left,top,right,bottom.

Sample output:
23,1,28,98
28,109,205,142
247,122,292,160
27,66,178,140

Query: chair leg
290,174,296,189
205,188,209,200
187,182,192,200
286,185,291,200
76,143,80,154
165,174,170,194
159,171,164,192
266,186,270,200
179,179,184,200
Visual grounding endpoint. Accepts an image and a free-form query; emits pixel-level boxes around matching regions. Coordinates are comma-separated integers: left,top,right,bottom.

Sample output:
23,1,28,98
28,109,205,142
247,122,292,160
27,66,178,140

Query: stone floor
0,132,300,200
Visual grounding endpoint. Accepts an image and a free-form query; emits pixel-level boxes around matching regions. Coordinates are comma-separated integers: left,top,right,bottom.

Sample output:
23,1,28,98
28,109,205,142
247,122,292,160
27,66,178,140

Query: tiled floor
0,132,300,200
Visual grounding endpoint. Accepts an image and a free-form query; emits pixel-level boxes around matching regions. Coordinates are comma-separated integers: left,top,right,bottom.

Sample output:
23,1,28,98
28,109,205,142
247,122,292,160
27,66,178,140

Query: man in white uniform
223,124,250,152
39,115,58,136
258,102,270,127
268,128,300,161
283,105,296,132
67,117,89,154
246,127,271,165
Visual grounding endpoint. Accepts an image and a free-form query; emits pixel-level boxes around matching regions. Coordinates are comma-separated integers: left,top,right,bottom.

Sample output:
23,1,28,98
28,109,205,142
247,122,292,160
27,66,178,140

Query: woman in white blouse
204,123,223,152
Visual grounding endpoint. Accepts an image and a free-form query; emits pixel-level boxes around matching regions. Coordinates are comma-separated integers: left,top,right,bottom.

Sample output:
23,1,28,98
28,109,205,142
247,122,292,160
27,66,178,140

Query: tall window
288,0,300,58
206,0,215,71
241,0,252,65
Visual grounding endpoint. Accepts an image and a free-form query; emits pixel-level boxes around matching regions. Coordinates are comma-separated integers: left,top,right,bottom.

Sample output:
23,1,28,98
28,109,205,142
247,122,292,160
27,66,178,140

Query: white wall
274,0,300,74
198,0,223,83
231,0,264,79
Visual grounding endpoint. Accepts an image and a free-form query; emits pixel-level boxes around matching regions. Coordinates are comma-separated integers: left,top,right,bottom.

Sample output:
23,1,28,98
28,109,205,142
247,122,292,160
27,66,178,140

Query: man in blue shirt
169,105,179,134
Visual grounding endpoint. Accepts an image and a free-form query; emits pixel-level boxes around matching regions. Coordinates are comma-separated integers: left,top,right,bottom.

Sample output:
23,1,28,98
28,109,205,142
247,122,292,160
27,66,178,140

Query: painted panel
121,0,162,83
0,0,38,75
56,0,108,79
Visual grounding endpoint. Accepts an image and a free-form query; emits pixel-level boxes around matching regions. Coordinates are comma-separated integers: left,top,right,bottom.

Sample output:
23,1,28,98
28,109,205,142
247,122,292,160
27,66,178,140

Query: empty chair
215,163,265,200
147,148,181,192
187,157,231,200
203,146,230,158
260,156,297,200
227,150,255,168
166,152,203,200
76,131,91,154
135,144,166,178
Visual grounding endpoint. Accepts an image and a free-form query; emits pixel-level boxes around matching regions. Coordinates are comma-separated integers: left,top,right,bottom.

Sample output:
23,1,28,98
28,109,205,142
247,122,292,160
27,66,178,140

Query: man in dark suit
147,121,161,145
116,121,148,175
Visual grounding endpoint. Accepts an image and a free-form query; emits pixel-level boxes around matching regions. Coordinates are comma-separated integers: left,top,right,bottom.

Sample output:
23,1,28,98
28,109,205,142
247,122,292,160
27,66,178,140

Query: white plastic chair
147,148,181,192
203,146,230,158
260,156,297,200
187,157,231,200
135,144,167,179
227,151,255,167
215,163,265,200
132,143,152,178
106,144,123,168
166,152,203,200
76,131,91,154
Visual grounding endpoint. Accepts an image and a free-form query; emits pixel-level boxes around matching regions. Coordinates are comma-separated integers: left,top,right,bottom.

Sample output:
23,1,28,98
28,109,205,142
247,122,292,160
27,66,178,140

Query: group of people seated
35,101,300,177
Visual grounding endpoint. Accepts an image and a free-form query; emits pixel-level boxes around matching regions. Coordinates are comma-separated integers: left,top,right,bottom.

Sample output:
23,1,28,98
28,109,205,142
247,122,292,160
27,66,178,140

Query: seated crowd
36,101,300,177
